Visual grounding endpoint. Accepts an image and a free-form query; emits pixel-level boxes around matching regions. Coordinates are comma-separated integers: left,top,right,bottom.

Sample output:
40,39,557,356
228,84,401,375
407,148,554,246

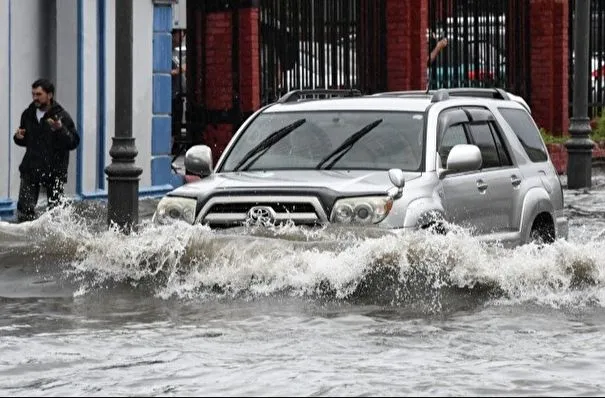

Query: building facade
0,0,183,219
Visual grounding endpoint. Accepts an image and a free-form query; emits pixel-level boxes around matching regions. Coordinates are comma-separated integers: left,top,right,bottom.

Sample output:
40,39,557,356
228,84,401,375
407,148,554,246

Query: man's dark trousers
17,175,65,222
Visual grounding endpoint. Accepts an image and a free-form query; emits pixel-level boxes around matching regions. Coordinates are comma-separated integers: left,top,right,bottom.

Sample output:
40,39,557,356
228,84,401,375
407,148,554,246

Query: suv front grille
198,196,328,227
208,202,316,214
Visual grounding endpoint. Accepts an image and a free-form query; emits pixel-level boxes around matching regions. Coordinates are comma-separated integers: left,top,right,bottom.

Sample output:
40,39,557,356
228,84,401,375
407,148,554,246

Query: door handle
476,179,488,193
511,175,522,187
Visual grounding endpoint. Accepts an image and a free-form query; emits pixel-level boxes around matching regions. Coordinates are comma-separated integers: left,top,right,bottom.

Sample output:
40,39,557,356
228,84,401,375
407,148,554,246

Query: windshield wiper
232,118,306,171
315,119,383,170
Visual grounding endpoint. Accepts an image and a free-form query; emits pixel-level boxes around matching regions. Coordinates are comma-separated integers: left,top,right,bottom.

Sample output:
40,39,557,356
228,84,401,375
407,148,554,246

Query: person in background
429,36,448,66
13,78,80,222
426,32,448,91
172,30,187,141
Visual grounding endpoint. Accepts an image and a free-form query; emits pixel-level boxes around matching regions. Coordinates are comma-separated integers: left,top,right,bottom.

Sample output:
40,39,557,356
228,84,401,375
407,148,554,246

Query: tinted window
498,108,548,162
489,123,512,166
468,122,500,168
438,124,468,167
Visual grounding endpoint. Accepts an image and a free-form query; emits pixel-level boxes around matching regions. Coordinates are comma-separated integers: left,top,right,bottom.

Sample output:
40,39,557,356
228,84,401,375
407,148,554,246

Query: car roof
263,89,531,114
264,96,433,113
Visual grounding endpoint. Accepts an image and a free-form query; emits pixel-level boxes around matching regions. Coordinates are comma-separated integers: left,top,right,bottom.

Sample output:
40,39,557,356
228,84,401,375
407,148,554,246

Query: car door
438,123,488,232
465,109,522,236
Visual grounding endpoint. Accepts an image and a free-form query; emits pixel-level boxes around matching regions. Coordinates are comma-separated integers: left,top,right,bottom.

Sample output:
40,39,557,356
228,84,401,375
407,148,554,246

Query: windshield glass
220,111,425,172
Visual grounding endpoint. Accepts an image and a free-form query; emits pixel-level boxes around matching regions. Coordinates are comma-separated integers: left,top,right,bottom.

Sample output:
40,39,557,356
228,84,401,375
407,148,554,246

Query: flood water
1,173,605,396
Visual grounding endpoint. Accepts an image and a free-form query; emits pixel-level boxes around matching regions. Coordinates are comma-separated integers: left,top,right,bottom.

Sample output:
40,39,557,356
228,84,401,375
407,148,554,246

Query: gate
427,0,531,103
569,0,605,119
259,0,387,105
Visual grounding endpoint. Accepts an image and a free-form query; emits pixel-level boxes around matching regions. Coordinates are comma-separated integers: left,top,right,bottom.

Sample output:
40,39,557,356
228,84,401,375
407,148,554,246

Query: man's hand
47,117,63,131
14,128,25,140
436,38,448,50
428,37,449,65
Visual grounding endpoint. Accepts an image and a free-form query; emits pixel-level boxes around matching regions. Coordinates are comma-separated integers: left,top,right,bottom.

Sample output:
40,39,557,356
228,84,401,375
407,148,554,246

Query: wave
1,203,604,311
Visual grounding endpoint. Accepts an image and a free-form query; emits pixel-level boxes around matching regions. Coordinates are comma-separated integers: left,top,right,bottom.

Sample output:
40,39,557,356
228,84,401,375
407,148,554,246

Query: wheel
528,224,555,245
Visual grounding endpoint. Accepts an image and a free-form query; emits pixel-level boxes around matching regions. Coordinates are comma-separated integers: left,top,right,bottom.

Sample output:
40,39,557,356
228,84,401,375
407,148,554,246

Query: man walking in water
13,78,80,222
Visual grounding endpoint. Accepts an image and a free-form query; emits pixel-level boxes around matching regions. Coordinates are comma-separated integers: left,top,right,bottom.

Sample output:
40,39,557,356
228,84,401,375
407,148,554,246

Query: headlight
330,196,393,225
152,196,197,225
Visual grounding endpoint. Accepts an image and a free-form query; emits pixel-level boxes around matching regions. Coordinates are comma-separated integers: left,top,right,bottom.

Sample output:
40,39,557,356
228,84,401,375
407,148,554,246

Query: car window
498,107,548,162
468,122,500,169
489,123,513,166
438,124,468,167
221,111,425,172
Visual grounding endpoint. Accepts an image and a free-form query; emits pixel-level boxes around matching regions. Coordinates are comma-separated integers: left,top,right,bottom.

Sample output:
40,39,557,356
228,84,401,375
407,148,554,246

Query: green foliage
593,108,605,142
539,128,567,144
539,110,605,144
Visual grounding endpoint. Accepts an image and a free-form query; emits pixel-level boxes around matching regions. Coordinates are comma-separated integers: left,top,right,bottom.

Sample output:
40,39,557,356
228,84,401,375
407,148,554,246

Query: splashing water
1,200,604,311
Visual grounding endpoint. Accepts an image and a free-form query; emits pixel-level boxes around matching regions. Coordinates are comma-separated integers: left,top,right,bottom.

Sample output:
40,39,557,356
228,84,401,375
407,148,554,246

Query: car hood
169,170,423,197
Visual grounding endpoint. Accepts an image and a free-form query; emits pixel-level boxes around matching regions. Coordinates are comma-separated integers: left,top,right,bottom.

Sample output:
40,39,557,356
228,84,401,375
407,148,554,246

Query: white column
81,0,99,194
55,0,79,196
132,0,154,188
0,0,9,199
105,0,115,190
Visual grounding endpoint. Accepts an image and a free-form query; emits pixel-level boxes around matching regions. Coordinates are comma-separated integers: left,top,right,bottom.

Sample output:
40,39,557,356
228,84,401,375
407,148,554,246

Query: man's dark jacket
13,101,80,182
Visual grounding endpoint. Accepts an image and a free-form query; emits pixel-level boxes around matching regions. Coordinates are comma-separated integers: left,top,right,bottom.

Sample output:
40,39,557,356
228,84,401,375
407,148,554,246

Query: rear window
498,108,548,162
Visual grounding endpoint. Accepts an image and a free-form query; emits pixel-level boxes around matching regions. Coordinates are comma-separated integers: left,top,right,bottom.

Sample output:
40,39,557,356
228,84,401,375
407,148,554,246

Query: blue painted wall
151,3,183,189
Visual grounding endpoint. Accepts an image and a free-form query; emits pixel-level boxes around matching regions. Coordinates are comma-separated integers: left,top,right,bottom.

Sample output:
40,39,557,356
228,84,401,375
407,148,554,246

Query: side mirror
185,145,213,177
387,168,405,199
439,144,482,179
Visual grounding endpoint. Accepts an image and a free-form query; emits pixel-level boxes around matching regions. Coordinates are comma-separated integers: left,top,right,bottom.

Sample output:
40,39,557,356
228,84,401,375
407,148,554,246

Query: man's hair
32,78,55,95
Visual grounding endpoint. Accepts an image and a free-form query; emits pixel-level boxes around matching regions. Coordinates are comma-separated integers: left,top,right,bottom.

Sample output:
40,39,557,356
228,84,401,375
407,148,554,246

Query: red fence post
529,0,570,135
386,0,429,91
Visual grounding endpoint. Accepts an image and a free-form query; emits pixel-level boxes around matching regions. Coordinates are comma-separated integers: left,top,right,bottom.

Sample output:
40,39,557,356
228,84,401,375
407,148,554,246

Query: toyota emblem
246,206,276,226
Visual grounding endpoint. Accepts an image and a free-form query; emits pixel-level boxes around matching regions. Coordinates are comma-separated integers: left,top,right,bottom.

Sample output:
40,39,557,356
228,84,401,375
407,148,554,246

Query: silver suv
154,88,568,247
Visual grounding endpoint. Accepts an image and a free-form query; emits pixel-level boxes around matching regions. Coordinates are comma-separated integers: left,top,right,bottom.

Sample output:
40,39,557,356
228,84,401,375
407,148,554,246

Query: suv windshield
221,111,425,172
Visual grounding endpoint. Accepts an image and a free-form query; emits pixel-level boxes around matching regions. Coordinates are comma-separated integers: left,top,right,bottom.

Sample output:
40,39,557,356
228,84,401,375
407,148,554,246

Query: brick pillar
386,0,429,91
530,0,569,135
203,9,234,161
238,7,261,117
198,2,260,163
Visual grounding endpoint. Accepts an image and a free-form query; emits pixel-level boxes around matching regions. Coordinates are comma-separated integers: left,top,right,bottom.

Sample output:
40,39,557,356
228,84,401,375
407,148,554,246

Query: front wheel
528,224,555,246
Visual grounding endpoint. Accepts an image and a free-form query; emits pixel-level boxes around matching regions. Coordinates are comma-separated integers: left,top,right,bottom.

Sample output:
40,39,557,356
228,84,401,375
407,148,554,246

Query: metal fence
427,0,531,103
259,0,386,105
569,0,605,119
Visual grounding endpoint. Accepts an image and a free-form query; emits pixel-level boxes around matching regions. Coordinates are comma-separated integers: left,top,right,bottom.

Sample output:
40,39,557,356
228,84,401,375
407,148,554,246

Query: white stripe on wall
56,0,79,196
104,0,115,183
0,0,9,199
133,0,154,187
82,0,98,194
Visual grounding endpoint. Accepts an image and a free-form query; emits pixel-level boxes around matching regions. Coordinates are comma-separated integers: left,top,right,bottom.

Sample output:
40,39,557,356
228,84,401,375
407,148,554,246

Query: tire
528,224,555,245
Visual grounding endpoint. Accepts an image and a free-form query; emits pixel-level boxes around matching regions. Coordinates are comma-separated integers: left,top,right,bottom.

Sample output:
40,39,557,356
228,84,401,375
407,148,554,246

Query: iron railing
569,0,605,119
259,0,386,105
428,0,531,104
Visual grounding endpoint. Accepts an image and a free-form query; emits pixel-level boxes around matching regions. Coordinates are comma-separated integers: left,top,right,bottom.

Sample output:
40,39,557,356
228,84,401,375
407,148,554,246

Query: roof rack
371,91,432,98
277,89,363,103
372,88,511,102
430,88,511,102
371,88,531,113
